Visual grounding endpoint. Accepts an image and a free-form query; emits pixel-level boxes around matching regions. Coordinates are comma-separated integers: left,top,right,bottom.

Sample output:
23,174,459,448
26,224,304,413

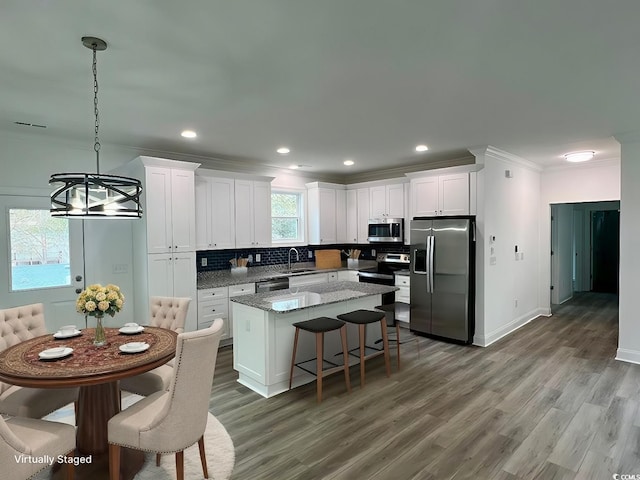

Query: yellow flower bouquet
76,283,125,318
76,284,125,346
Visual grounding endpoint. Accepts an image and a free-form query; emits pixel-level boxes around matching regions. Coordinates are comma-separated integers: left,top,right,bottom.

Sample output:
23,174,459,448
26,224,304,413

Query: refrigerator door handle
428,235,434,293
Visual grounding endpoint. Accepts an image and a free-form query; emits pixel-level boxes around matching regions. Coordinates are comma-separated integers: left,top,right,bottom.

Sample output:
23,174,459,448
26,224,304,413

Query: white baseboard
615,348,640,365
473,308,547,347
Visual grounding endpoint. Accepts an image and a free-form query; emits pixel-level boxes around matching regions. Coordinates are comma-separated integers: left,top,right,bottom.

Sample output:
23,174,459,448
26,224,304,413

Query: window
9,209,71,291
271,190,304,243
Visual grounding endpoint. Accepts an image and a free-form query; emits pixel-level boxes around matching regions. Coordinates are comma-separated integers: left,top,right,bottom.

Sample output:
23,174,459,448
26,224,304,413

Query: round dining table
0,326,177,480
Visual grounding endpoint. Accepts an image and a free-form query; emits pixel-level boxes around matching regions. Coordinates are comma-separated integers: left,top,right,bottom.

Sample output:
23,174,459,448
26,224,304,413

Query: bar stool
375,302,419,370
336,309,391,388
289,317,351,403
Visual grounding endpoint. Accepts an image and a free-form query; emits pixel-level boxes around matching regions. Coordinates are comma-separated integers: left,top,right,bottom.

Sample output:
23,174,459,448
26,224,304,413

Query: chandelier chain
92,44,101,173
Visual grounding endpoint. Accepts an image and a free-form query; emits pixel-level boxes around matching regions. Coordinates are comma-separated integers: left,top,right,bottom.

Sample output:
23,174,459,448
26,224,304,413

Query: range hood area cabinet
123,156,200,333
369,182,405,218
195,175,235,250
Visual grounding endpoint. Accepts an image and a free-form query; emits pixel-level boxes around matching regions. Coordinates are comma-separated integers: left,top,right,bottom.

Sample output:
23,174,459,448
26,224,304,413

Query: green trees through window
272,192,302,242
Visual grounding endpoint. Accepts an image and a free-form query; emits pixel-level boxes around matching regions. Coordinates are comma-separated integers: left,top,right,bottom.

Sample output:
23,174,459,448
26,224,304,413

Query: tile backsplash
196,243,409,272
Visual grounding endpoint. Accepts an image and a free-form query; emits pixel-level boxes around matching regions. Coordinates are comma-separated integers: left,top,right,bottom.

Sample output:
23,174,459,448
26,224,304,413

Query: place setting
53,324,82,339
38,346,74,361
119,342,150,354
119,322,145,335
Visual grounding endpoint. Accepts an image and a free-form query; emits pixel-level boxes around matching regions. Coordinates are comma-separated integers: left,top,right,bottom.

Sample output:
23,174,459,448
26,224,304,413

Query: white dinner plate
119,325,145,335
53,329,82,339
39,347,73,360
119,342,150,354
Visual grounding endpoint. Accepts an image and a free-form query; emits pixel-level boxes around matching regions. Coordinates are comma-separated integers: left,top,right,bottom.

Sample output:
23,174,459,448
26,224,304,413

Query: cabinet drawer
198,298,228,316
229,283,255,296
395,276,410,287
289,273,329,287
197,287,228,301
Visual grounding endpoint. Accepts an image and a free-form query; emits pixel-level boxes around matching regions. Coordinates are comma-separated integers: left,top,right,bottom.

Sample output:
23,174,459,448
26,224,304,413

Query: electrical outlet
248,254,253,263
255,254,261,262
371,249,376,257
112,263,128,274
308,250,313,259
201,258,207,267
514,299,518,308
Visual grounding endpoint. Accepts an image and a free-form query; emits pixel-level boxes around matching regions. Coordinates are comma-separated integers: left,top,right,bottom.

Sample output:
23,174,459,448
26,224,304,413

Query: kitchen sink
279,268,316,274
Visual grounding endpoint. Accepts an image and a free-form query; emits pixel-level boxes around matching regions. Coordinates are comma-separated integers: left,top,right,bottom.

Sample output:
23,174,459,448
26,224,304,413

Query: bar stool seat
336,309,391,388
289,317,351,403
375,302,419,370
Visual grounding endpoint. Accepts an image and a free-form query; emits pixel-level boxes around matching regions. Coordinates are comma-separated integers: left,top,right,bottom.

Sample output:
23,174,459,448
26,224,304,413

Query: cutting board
315,249,342,269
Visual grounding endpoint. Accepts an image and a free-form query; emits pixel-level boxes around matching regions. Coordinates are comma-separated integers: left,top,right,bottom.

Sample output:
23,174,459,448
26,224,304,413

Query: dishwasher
255,277,289,293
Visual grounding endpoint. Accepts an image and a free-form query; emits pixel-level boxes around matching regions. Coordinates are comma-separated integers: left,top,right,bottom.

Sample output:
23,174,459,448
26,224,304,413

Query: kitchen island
230,281,397,397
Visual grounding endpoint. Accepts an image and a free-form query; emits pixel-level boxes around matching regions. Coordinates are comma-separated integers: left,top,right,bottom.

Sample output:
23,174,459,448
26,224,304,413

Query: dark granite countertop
197,260,377,289
229,281,398,313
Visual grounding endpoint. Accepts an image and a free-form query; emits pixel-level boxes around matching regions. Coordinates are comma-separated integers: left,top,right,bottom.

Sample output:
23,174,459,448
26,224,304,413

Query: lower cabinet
197,282,255,345
337,270,359,282
395,274,410,324
288,273,329,287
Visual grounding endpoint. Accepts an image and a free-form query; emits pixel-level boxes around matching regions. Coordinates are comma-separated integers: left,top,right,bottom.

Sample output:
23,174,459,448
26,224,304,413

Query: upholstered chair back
139,318,223,450
0,303,46,351
1,414,76,480
149,297,190,333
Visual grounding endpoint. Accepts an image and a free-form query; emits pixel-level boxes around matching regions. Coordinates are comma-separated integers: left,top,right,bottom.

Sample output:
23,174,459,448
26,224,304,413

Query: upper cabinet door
195,176,211,251
170,169,196,252
439,173,469,216
252,181,272,247
335,189,347,243
346,190,358,243
386,184,405,218
234,179,254,248
145,167,173,254
210,177,236,249
356,188,370,243
318,188,337,244
369,185,387,218
411,176,439,218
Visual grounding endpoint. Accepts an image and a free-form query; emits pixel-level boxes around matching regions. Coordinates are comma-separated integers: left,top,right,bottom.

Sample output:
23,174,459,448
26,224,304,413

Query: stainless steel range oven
358,252,410,304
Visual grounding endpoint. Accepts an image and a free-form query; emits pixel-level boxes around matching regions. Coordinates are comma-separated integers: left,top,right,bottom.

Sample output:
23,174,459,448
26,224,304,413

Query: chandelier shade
50,172,142,218
50,36,143,219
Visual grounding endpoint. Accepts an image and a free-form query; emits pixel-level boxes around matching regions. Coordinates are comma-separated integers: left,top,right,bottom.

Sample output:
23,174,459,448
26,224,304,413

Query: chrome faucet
288,248,300,271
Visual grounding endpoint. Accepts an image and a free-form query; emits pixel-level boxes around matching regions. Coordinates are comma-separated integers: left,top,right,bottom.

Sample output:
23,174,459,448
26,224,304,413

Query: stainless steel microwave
367,218,404,243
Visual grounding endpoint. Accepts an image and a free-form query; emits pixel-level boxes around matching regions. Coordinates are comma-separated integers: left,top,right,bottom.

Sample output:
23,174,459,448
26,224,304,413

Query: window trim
271,187,306,246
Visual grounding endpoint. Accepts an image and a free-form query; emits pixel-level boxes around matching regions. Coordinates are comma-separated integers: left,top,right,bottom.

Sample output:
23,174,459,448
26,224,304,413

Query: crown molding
469,145,542,172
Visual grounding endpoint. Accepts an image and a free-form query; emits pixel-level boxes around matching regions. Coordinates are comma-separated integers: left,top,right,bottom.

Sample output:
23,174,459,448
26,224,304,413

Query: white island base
232,295,385,398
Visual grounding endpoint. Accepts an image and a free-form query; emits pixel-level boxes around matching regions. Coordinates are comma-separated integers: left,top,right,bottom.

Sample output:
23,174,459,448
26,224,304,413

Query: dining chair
119,297,190,397
0,303,79,419
108,318,224,480
0,414,76,480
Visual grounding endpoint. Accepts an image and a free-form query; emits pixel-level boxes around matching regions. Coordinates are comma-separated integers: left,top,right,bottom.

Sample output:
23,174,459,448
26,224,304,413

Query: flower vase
93,315,106,346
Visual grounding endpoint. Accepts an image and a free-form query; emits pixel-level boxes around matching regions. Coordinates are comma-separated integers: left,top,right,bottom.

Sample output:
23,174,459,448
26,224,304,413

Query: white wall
617,137,640,364
539,160,621,313
471,147,542,346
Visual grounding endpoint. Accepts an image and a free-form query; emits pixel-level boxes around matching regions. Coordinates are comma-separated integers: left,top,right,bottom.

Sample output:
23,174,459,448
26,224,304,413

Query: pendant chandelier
50,37,142,218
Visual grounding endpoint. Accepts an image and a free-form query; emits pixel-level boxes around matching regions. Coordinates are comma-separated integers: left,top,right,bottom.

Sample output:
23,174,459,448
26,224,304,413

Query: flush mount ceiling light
564,151,595,163
415,144,429,152
276,147,290,155
181,130,197,138
343,159,355,166
49,37,142,218
288,164,300,169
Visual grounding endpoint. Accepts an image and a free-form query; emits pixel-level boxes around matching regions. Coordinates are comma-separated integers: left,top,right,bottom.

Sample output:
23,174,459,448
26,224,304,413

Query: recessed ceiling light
343,159,355,166
277,147,290,155
181,130,197,138
415,144,429,152
564,151,594,162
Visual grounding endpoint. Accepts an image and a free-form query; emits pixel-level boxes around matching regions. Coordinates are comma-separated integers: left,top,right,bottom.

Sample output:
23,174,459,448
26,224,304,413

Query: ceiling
0,1,632,181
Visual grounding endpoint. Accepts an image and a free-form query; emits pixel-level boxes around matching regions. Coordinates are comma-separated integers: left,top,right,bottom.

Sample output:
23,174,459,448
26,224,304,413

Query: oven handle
357,271,394,281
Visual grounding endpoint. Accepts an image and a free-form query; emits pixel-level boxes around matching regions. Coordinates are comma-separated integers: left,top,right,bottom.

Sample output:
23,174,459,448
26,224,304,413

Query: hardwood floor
209,293,640,479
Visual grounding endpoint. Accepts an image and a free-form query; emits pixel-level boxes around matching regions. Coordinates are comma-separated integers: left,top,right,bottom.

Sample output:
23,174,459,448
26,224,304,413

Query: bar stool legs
289,317,351,403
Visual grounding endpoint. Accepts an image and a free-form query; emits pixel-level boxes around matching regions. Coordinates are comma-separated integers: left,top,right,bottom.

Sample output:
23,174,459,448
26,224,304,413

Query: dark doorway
591,210,620,293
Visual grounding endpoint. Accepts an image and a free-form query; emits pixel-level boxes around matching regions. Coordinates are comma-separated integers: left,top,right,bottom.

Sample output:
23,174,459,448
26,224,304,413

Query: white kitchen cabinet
394,274,410,323
289,273,329,287
307,184,337,245
346,189,358,243
145,166,196,254
411,173,469,217
370,183,405,219
197,287,230,342
195,176,235,250
338,270,359,282
235,179,272,248
356,188,370,243
124,157,199,334
336,188,348,243
147,251,197,332
228,282,256,341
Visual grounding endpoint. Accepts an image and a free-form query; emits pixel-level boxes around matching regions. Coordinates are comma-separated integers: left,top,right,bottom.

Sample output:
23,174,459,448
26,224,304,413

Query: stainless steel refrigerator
410,216,475,344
